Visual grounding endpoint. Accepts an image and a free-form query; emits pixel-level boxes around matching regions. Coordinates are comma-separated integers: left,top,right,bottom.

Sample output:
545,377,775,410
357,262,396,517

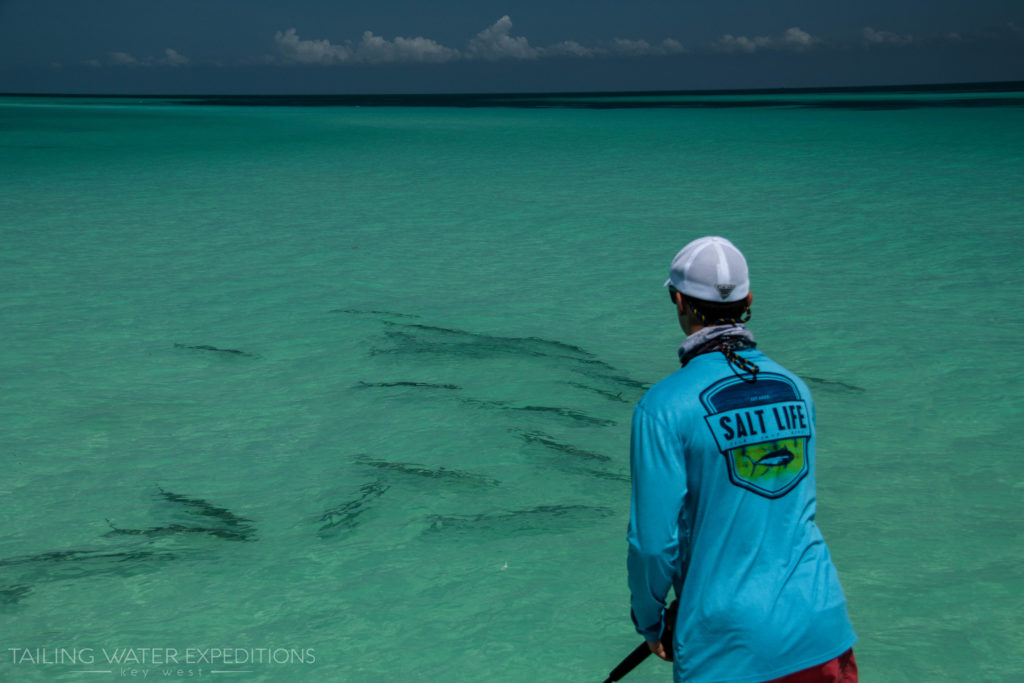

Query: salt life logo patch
700,374,810,498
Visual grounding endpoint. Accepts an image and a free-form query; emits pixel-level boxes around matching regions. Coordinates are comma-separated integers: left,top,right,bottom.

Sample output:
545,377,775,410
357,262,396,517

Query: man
627,236,857,682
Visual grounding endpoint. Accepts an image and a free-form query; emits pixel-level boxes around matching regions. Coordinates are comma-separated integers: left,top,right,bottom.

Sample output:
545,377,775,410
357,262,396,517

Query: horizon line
2,78,1022,101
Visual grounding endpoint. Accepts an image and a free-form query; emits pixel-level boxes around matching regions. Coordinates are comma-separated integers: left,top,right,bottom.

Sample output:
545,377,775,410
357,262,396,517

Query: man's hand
646,639,672,662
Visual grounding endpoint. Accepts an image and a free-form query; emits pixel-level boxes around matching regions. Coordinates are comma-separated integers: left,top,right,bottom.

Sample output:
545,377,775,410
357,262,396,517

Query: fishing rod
602,600,679,682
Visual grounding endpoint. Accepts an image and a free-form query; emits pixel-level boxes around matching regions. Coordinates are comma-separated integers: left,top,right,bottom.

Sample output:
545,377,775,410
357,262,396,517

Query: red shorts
765,649,857,683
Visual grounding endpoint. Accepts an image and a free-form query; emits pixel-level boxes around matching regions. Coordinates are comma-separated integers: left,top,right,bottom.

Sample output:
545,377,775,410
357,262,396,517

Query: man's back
628,347,856,682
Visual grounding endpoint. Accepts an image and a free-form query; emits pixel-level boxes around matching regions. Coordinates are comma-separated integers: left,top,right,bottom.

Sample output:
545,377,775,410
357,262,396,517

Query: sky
0,0,1022,94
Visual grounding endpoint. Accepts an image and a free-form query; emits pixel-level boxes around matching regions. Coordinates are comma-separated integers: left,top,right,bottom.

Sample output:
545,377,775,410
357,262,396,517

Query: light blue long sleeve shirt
628,348,856,682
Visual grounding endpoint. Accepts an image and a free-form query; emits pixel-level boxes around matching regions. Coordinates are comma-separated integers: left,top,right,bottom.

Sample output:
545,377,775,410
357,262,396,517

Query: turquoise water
1,87,1023,682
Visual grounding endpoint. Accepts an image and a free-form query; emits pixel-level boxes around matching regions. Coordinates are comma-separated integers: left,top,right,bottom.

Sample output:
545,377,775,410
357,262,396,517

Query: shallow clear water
1,88,1023,681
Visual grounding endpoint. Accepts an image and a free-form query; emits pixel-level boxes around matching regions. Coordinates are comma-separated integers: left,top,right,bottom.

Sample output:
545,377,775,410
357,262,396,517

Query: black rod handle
602,600,679,682
603,643,651,682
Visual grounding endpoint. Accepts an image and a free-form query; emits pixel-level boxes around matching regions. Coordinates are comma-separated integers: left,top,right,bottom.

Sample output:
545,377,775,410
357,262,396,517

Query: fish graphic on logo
700,373,810,498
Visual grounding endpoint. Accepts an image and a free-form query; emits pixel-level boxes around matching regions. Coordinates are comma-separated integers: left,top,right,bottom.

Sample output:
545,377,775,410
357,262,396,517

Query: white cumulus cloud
275,27,460,64
717,35,766,53
610,38,685,56
467,15,538,60
271,17,699,67
715,27,819,53
275,28,353,64
782,27,816,48
659,38,686,54
109,51,140,66
99,49,190,67
356,31,460,63
863,27,914,46
541,40,597,57
160,48,190,66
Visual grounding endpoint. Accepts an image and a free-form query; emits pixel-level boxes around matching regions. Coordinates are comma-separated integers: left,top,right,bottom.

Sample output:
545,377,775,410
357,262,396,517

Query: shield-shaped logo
701,373,810,499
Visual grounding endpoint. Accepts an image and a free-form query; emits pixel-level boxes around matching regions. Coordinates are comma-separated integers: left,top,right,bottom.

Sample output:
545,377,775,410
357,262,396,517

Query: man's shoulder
747,351,812,396
637,362,712,416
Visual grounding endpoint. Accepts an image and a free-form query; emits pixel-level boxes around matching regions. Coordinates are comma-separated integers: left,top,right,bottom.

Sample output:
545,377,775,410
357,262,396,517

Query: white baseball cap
665,236,749,303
